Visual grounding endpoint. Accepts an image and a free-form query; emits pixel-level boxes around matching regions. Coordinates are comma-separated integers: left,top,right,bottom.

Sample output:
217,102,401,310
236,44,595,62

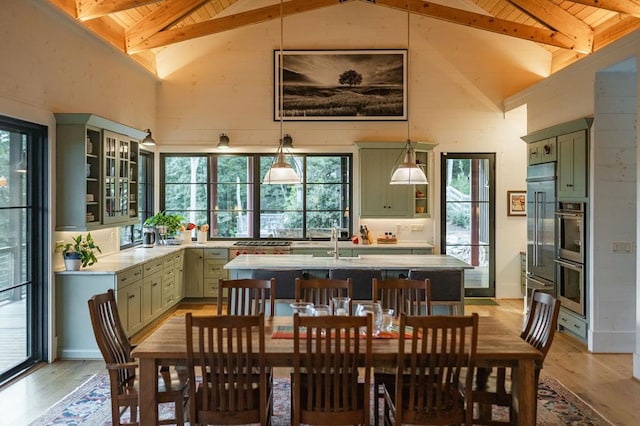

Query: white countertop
55,240,435,274
224,254,472,270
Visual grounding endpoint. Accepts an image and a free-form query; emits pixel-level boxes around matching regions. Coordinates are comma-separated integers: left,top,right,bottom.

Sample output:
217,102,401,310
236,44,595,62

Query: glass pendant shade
263,150,300,184
389,143,428,185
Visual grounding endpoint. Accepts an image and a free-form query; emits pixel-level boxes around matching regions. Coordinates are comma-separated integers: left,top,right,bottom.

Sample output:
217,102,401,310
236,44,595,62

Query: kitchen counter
55,240,434,274
224,254,469,271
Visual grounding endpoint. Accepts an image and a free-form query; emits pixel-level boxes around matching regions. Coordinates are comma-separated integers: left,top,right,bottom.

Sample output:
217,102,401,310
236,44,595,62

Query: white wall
0,0,158,361
506,31,640,362
155,2,543,297
592,71,637,353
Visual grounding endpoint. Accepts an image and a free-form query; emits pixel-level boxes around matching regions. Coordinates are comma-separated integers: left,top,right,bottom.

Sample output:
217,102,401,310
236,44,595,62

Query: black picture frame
274,49,408,121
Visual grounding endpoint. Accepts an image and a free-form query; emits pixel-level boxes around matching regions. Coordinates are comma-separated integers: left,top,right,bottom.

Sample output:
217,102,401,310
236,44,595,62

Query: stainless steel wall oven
556,202,584,263
555,257,584,315
555,202,586,316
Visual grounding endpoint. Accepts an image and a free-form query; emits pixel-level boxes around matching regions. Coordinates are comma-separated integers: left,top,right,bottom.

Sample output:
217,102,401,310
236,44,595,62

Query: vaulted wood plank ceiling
48,0,640,77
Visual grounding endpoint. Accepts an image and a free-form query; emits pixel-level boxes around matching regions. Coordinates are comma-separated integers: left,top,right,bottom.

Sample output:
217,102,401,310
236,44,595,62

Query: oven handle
554,258,583,271
555,211,583,219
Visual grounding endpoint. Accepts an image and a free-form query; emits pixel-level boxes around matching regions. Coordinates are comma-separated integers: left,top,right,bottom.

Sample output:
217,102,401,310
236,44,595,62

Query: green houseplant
56,233,102,270
144,211,185,237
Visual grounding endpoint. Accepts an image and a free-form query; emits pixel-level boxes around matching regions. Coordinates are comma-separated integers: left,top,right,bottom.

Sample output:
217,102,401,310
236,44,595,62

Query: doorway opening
0,115,48,385
440,153,495,297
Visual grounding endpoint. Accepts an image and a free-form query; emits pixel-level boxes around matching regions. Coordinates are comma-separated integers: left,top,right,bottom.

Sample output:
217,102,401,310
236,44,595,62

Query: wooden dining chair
217,278,276,317
473,290,561,425
294,277,353,312
371,277,432,425
185,312,272,426
383,313,479,426
88,289,188,426
292,313,373,426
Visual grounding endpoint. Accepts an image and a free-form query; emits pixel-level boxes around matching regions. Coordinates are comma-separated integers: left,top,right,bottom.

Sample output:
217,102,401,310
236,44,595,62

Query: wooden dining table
132,315,542,425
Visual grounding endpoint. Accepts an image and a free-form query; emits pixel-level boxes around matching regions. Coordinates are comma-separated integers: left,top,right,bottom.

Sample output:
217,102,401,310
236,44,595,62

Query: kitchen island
224,254,473,313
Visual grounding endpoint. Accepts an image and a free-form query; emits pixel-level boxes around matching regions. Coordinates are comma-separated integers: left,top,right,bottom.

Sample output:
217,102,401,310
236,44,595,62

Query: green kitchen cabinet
184,248,204,297
203,248,229,298
173,250,185,301
184,247,229,299
115,265,144,335
557,130,587,200
54,113,146,231
141,256,164,322
357,142,435,218
360,148,411,217
527,138,556,165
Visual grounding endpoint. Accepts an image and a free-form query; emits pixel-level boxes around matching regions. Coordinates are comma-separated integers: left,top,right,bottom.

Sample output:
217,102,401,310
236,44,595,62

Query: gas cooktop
233,241,292,247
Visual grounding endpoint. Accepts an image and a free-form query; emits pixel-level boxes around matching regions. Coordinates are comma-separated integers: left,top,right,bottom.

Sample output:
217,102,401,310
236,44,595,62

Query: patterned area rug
30,372,612,425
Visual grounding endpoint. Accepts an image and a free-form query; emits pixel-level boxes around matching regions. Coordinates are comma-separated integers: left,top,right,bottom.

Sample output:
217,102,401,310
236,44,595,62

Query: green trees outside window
161,153,351,240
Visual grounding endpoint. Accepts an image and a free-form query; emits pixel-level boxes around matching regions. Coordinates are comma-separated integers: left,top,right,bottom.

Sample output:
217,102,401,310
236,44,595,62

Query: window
0,115,48,384
120,149,154,247
160,153,351,240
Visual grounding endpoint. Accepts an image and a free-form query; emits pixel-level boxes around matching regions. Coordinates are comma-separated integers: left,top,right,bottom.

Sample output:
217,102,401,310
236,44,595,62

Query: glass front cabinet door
103,130,139,225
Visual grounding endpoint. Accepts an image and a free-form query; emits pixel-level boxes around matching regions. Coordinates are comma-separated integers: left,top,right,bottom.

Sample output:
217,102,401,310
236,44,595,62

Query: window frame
159,152,353,240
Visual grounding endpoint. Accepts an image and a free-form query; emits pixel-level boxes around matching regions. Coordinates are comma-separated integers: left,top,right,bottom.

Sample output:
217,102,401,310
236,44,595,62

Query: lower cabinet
184,247,229,298
184,248,204,297
558,307,587,342
203,248,229,298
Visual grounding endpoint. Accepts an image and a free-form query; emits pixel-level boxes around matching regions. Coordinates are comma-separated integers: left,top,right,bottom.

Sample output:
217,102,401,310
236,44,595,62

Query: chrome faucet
328,226,340,259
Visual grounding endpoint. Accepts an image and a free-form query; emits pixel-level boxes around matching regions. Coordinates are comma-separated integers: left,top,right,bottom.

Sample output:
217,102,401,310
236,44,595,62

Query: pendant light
263,0,301,185
389,6,428,185
141,129,156,147
217,133,230,149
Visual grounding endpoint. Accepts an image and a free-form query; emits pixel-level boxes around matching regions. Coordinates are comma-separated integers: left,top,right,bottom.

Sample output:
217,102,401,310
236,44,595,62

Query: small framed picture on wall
507,190,526,216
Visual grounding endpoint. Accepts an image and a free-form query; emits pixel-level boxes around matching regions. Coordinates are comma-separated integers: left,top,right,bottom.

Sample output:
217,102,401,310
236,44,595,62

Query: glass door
440,153,495,297
0,115,47,384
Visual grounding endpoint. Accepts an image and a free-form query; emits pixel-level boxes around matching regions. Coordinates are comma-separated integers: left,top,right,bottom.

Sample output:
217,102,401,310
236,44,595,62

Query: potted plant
144,211,185,242
56,233,102,270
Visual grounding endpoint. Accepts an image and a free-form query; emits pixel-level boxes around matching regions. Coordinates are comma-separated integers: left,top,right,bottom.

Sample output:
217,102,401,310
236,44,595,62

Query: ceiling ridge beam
77,0,163,21
128,0,345,53
508,0,593,53
368,0,574,49
567,0,640,19
126,0,210,50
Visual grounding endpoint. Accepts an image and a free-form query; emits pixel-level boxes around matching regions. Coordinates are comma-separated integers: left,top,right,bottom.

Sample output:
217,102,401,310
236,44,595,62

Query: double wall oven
555,202,585,316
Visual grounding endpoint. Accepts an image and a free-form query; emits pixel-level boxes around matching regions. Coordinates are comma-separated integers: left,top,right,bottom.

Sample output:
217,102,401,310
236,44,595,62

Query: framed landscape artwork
274,49,407,121
507,190,526,216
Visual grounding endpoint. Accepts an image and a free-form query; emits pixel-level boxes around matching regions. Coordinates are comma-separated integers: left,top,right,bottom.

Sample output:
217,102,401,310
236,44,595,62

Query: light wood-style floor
0,299,638,425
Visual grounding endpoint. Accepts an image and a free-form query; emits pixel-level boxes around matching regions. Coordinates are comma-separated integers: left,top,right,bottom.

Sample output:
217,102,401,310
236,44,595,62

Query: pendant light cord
406,3,410,144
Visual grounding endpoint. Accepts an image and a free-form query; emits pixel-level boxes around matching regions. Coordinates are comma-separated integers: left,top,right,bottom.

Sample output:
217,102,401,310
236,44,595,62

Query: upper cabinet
55,113,146,231
557,130,588,200
522,117,592,203
527,137,556,165
356,142,436,218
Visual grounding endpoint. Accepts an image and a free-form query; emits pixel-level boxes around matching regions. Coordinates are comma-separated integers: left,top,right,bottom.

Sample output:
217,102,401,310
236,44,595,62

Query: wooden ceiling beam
126,0,210,50
128,0,345,53
592,13,640,50
508,0,593,53
77,0,163,21
567,0,640,19
367,0,575,49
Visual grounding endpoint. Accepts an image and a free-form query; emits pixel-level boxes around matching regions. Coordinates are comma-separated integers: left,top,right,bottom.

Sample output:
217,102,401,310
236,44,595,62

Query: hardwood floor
0,299,638,425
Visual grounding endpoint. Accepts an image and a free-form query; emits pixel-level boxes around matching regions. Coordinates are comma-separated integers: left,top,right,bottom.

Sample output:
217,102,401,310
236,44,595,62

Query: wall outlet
410,224,424,232
611,241,633,253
